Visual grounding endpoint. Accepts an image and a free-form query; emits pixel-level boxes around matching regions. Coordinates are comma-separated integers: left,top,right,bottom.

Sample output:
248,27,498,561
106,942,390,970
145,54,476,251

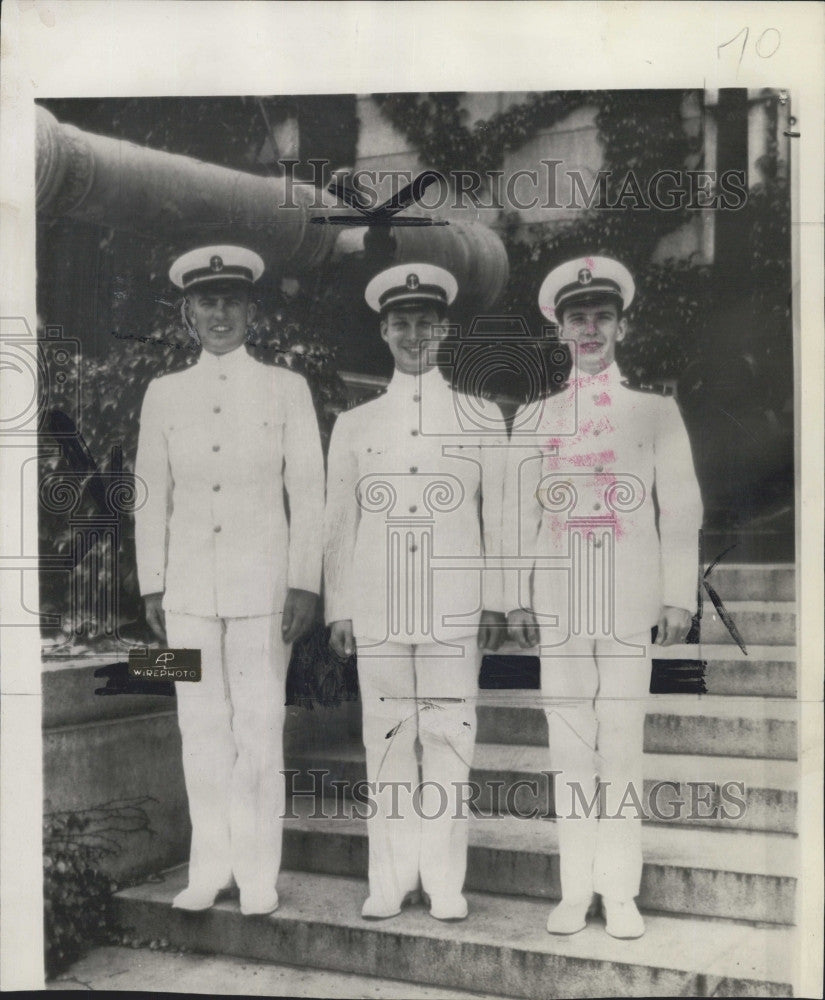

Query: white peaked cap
169,245,265,291
538,255,635,321
365,263,458,313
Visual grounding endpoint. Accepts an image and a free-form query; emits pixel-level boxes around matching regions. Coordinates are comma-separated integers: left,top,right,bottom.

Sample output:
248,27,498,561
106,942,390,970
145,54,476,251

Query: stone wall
42,656,359,881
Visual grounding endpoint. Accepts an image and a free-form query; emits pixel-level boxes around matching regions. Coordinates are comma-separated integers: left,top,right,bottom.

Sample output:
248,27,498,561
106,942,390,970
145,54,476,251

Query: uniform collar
568,361,621,391
386,366,449,395
196,345,252,373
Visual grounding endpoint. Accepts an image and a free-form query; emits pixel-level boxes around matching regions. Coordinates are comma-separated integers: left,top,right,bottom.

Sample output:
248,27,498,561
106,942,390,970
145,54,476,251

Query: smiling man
504,256,703,940
135,245,324,916
324,263,507,923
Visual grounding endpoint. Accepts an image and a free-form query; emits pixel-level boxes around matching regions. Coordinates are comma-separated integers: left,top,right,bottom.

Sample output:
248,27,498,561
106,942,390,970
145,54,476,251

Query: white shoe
361,895,402,920
545,898,591,935
429,895,468,922
239,891,279,917
172,885,223,911
603,898,645,939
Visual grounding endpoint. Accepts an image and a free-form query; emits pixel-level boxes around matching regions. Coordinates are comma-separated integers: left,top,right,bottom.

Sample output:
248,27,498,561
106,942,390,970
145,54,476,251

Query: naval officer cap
364,263,458,314
538,256,635,321
169,245,265,292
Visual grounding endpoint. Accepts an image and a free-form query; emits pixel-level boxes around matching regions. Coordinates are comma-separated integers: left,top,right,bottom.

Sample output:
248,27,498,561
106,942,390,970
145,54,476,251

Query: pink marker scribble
585,256,595,270
569,448,616,468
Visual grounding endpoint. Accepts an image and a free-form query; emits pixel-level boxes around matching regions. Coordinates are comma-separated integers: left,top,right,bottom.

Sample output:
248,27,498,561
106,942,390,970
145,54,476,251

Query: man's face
186,284,256,355
380,304,447,375
558,299,626,375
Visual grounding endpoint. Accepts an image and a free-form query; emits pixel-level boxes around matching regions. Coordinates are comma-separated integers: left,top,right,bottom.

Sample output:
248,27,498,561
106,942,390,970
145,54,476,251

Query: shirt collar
196,345,252,373
568,361,621,391
386,366,448,395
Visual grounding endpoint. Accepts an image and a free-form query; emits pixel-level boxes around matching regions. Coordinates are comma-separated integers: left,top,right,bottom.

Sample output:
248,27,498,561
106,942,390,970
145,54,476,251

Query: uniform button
595,465,604,473
594,539,602,549
409,505,418,513
214,525,222,533
413,394,421,403
213,484,221,492
411,429,419,436
593,502,601,511
212,445,220,452
409,543,418,552
213,406,221,414
219,374,228,381
593,429,601,436
410,466,418,473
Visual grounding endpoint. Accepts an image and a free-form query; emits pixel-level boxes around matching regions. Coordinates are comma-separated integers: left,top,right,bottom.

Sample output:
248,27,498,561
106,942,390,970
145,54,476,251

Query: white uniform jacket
503,363,703,640
324,367,507,644
135,346,325,617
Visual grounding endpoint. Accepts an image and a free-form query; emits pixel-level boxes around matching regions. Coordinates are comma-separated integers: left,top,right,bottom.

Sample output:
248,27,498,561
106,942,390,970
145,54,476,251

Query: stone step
701,564,795,602
280,799,796,924
114,868,794,998
474,693,798,760
52,944,518,999
287,746,798,834
700,529,794,565
697,602,795,646
648,643,797,698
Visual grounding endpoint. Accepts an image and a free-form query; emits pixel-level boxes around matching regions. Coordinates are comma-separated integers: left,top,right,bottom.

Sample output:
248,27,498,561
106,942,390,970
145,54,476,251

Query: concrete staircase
114,563,799,997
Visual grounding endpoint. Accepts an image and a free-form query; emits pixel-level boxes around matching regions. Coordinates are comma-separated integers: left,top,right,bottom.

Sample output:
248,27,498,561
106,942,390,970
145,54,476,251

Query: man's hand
329,619,356,659
281,588,318,644
655,605,693,646
507,608,540,649
143,592,166,642
478,609,507,651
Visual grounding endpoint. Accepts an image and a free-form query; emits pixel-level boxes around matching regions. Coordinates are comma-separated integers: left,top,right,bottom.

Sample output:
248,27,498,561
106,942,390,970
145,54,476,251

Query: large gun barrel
36,107,509,307
35,105,338,269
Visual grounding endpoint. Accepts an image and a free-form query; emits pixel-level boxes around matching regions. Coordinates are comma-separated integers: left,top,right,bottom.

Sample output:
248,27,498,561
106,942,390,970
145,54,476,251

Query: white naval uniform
504,362,703,903
324,367,506,912
134,345,324,908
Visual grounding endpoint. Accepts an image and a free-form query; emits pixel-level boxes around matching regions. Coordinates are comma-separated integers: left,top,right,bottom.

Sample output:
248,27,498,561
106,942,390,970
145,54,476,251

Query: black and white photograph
1,3,823,998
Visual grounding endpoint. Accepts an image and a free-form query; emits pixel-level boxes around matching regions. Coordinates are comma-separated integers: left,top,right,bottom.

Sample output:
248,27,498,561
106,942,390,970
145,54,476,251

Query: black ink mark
650,658,708,695
94,661,174,697
110,330,198,352
479,654,540,690
312,172,449,227
703,544,748,654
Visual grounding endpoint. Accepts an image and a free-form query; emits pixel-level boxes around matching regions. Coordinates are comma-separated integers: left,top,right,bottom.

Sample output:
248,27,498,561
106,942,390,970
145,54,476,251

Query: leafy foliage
43,798,154,978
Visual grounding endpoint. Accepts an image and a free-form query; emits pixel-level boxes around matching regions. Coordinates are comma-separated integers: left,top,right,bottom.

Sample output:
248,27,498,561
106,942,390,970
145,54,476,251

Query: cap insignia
578,267,592,285
406,272,420,290
210,255,224,272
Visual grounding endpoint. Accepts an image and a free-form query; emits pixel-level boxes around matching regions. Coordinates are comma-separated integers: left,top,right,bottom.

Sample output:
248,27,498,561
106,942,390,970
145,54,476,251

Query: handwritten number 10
718,27,781,71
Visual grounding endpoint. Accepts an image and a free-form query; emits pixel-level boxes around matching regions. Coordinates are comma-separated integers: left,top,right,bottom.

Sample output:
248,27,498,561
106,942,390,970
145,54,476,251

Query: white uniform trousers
166,612,288,909
356,637,478,912
540,631,652,903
